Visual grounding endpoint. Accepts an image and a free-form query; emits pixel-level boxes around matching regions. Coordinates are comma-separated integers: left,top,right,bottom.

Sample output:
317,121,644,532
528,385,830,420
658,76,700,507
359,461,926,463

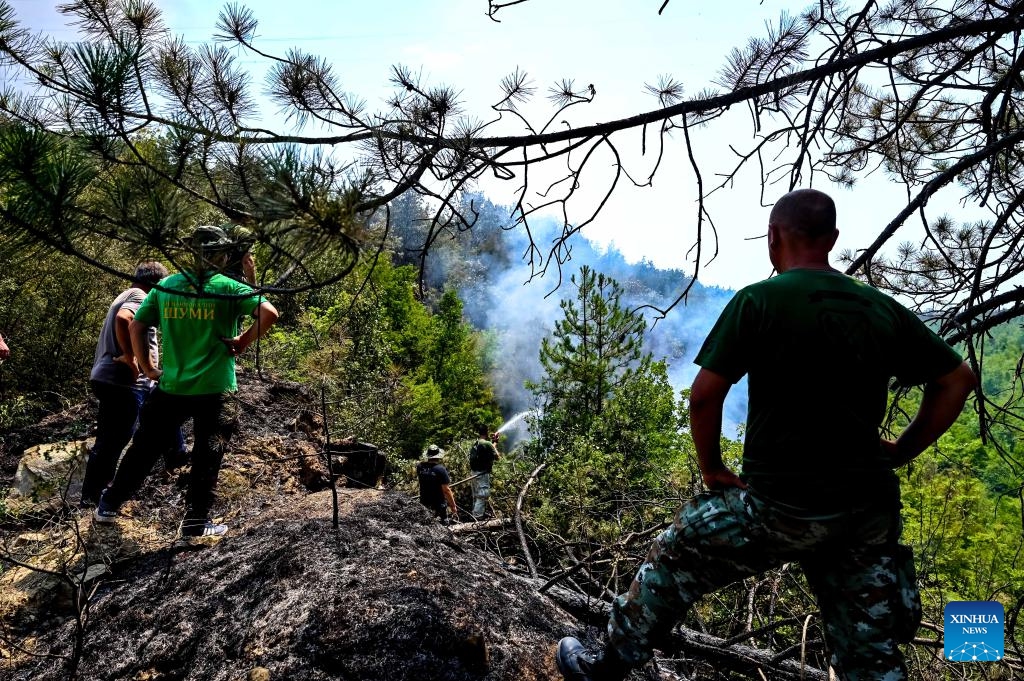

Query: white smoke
436,199,748,437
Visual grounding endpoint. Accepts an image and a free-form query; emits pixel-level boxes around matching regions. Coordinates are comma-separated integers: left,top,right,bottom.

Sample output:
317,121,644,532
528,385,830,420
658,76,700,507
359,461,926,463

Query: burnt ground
0,369,577,681
10,492,572,681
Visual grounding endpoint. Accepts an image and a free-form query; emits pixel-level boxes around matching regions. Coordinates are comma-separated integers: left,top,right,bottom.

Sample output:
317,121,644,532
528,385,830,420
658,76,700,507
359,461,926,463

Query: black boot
555,637,629,681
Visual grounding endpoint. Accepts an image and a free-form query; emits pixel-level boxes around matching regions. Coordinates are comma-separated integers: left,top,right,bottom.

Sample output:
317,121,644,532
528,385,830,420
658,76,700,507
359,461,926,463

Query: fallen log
450,518,509,534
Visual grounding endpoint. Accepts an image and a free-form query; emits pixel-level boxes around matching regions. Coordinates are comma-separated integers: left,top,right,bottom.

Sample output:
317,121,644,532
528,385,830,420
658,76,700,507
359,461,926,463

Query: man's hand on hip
113,354,139,375
702,466,748,491
221,335,247,357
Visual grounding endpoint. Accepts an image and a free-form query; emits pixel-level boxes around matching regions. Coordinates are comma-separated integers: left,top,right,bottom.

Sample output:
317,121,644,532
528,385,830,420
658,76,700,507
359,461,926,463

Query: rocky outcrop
10,438,90,504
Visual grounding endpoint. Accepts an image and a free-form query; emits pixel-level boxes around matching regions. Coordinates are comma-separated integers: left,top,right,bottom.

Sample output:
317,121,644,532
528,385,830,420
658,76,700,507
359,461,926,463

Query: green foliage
425,290,502,442
258,251,501,460
524,268,689,545
594,361,682,480
535,265,647,430
0,394,32,433
901,455,1024,606
534,436,630,541
875,322,1024,647
0,243,137,416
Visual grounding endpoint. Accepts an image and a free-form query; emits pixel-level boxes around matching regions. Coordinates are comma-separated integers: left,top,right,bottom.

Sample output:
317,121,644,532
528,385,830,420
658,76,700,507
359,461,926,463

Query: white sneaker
180,520,228,537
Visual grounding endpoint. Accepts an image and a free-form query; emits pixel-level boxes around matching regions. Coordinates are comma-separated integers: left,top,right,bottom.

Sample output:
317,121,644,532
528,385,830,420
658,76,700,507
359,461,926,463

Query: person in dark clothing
417,445,457,521
555,189,977,681
80,261,186,505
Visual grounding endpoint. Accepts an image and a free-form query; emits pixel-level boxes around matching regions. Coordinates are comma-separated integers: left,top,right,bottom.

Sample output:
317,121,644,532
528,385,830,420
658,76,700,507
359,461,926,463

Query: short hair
477,424,489,437
770,189,836,239
222,224,255,253
133,261,168,286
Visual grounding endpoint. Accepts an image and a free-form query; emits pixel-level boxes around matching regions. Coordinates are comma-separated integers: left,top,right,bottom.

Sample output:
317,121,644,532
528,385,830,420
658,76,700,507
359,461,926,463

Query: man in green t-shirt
556,189,977,681
94,225,279,538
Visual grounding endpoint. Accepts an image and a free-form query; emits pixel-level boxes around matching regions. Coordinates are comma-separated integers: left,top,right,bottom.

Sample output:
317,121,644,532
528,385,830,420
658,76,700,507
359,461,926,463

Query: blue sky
6,1,962,289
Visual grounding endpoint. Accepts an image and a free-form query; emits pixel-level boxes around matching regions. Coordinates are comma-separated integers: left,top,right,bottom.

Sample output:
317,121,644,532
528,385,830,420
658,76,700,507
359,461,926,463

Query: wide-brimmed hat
189,225,234,250
425,444,445,460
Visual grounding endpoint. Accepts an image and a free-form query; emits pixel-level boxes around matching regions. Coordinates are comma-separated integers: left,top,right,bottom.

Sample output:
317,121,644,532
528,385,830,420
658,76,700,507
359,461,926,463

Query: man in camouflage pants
556,189,977,681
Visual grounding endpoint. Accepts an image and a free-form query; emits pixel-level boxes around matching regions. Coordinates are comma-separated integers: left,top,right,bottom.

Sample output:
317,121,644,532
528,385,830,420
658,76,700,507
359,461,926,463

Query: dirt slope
11,491,572,681
1,371,576,681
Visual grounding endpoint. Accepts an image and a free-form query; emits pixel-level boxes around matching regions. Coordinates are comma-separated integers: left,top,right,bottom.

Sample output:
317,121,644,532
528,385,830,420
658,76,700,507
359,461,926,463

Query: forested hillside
0,190,734,451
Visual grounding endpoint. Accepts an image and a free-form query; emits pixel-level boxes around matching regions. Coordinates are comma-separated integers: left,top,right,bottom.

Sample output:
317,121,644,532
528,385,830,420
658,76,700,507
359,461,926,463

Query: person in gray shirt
80,261,183,504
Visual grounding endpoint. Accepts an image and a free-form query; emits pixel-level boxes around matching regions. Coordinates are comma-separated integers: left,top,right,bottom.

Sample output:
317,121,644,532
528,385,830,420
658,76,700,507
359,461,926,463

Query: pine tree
535,265,647,436
526,266,686,542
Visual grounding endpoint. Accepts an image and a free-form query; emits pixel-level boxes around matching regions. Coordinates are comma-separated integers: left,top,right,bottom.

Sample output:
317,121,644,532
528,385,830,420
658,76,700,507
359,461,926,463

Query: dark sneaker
180,520,228,538
555,637,628,681
93,495,119,524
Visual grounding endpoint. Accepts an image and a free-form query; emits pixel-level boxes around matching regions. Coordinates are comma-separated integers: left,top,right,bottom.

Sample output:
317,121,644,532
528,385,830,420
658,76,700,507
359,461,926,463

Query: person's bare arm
442,484,457,516
113,307,139,373
690,368,747,490
129,318,161,380
222,301,280,356
0,332,8,360
882,361,977,467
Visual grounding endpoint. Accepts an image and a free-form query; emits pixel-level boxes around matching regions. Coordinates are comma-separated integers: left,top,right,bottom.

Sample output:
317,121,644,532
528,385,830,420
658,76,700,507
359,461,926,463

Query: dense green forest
1,185,1021,678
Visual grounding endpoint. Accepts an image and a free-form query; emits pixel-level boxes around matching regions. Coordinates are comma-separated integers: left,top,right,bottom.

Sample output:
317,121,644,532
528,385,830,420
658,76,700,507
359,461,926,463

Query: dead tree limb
450,472,483,488
515,462,545,579
319,379,340,529
672,626,828,681
538,520,667,594
450,518,508,534
542,585,829,681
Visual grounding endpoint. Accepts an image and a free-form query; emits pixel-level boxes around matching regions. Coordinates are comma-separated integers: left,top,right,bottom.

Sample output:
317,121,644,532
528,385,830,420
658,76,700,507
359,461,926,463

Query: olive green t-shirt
135,272,263,395
694,269,962,513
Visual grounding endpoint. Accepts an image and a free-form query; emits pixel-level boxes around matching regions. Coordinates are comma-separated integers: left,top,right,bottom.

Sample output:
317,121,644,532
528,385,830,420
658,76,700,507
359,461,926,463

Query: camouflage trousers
609,488,916,680
470,472,492,517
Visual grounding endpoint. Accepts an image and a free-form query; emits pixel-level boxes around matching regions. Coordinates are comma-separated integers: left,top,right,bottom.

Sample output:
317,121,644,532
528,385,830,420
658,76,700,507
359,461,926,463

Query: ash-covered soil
2,370,576,680
13,492,572,681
